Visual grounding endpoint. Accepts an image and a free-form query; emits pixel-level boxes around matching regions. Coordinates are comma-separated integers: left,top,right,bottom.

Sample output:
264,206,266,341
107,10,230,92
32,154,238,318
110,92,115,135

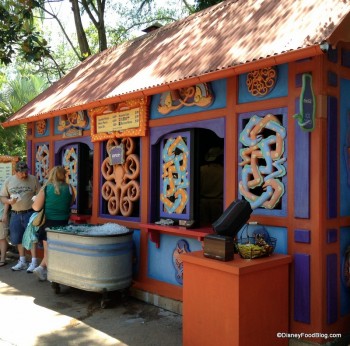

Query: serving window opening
59,142,93,216
151,127,224,228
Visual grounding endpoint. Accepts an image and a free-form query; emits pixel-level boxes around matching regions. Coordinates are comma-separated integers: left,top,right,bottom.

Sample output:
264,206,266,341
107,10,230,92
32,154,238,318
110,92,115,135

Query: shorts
37,219,69,242
0,222,9,240
9,211,34,245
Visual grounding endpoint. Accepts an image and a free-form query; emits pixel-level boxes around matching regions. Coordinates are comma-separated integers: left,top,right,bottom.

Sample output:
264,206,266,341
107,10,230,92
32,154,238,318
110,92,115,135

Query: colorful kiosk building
2,0,350,344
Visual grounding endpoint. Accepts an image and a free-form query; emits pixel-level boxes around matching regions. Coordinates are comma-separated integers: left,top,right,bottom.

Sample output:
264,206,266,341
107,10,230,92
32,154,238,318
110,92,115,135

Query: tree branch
182,0,195,13
80,0,98,27
37,4,82,59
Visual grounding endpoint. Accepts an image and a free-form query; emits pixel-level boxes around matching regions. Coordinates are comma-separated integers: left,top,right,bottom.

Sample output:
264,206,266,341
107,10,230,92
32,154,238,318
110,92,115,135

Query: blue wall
148,235,203,286
150,79,227,119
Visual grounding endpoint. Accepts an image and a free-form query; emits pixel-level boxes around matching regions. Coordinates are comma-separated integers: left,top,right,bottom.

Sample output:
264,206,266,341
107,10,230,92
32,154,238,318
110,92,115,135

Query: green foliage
0,123,26,158
0,74,48,157
194,0,223,11
0,0,50,65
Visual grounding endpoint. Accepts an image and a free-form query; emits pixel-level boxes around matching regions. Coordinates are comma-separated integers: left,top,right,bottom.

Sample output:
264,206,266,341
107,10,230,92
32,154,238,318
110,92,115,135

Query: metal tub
47,224,133,306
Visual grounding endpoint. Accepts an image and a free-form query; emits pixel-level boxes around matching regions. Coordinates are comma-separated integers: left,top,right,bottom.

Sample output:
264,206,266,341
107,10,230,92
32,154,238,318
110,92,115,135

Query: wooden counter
181,251,292,346
139,223,214,248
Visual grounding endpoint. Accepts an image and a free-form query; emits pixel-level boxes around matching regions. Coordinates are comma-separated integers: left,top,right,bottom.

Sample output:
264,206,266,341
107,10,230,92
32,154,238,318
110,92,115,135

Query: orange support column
182,252,292,346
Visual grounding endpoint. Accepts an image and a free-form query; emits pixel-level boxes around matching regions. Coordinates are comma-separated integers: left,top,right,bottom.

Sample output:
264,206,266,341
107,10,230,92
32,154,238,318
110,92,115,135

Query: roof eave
1,44,324,128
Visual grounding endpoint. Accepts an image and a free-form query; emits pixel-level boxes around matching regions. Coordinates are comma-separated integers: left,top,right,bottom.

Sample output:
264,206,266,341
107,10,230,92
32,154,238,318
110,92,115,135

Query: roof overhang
1,44,323,128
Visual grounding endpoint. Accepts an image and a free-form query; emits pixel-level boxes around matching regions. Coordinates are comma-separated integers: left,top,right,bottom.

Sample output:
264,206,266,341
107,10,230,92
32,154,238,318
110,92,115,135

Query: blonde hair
43,166,68,195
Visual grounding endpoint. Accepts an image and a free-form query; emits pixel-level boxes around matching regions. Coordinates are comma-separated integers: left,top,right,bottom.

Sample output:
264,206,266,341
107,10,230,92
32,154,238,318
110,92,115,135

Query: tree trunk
96,0,107,51
97,17,107,51
69,0,91,58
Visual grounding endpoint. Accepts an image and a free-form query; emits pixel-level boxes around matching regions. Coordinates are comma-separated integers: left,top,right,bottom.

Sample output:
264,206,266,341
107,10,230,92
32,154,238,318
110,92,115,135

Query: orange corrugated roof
3,0,350,127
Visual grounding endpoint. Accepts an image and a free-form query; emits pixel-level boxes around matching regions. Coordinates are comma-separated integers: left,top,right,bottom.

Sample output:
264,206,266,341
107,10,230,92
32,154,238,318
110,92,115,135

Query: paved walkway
0,255,182,346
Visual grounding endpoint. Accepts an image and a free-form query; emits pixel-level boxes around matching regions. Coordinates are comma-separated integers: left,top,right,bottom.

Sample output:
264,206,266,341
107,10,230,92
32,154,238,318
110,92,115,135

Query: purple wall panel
27,140,32,173
294,99,310,218
327,71,338,87
327,229,338,243
295,72,311,88
294,229,311,243
294,253,311,323
341,49,350,68
327,48,338,64
327,96,338,218
327,254,338,324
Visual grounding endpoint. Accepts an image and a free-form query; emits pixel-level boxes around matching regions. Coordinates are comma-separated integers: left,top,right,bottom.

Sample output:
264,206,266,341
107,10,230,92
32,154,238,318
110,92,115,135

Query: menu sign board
90,97,149,142
0,162,12,189
96,108,140,133
0,156,18,189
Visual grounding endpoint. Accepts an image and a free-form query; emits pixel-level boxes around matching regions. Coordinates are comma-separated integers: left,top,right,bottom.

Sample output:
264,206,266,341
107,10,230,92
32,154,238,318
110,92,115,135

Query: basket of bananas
235,225,276,259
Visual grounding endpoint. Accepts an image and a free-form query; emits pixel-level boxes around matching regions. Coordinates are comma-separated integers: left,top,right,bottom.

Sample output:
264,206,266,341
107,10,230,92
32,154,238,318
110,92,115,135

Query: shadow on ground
0,256,182,346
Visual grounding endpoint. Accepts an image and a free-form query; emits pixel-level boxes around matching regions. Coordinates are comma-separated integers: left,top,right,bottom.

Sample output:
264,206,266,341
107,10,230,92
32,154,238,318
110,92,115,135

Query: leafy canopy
0,74,48,157
0,0,50,65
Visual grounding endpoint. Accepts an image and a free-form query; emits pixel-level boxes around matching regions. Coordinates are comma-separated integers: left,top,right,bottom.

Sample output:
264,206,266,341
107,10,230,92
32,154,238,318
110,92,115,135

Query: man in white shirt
0,161,41,272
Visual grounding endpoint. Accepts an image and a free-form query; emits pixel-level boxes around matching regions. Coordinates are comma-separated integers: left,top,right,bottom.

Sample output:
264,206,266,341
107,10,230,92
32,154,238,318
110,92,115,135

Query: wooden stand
181,251,292,346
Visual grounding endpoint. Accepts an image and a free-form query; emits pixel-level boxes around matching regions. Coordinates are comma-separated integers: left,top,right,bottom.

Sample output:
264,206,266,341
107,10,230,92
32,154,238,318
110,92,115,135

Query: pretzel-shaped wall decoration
238,114,286,210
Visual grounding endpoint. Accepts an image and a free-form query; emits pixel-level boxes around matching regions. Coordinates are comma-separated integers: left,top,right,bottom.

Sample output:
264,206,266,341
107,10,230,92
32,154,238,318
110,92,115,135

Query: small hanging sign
109,144,125,165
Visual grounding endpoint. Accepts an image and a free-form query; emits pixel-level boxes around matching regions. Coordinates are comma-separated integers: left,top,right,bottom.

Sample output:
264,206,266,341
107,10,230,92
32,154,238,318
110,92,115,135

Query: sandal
0,261,7,267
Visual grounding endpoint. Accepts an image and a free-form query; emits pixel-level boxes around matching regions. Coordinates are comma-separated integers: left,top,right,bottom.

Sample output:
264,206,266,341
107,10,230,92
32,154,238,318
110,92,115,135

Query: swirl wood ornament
101,137,140,216
246,67,277,97
35,119,47,135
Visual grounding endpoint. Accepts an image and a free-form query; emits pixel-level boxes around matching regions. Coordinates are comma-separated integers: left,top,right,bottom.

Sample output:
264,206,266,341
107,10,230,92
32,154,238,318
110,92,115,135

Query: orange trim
225,76,238,204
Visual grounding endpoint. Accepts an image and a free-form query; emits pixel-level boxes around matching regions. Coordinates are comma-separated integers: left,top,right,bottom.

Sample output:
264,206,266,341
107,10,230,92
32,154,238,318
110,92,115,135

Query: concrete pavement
0,254,182,346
